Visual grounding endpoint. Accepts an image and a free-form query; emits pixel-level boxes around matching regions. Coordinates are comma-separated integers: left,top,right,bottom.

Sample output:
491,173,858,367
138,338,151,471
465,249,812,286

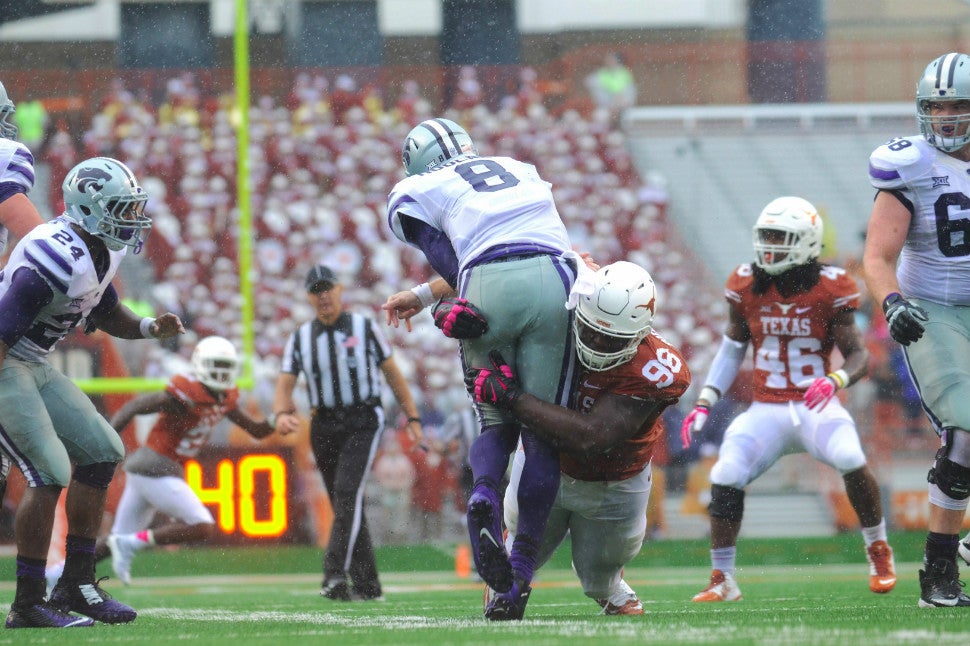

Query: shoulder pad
725,264,753,303
20,236,74,294
869,136,935,189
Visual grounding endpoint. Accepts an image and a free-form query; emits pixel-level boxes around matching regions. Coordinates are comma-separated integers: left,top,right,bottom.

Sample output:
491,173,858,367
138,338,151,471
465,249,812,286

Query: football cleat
5,601,94,628
320,578,351,601
597,596,644,616
48,577,137,624
958,537,970,567
108,534,137,585
692,569,742,602
483,578,532,621
350,587,385,602
45,561,65,597
467,488,513,593
918,559,970,608
866,540,897,593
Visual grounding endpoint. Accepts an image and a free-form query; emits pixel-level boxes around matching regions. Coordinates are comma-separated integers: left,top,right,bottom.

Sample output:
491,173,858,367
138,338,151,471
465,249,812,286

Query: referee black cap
305,265,338,291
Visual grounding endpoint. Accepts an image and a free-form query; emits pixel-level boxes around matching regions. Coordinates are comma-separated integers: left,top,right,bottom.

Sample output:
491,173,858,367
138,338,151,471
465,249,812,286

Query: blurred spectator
409,445,454,543
371,432,416,545
440,404,478,509
13,97,47,152
450,66,483,111
42,121,77,214
330,75,363,125
586,52,637,116
393,79,430,126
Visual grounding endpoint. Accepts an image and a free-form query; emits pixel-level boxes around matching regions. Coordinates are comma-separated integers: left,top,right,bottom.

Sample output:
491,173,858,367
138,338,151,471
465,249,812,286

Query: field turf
0,531,967,645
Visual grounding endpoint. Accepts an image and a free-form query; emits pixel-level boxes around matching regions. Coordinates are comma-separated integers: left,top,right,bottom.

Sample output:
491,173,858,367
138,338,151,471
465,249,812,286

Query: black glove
464,350,522,410
433,297,488,339
883,292,928,346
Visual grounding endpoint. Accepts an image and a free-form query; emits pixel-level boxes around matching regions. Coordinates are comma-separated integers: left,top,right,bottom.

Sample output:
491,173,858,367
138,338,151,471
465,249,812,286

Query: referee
273,265,423,602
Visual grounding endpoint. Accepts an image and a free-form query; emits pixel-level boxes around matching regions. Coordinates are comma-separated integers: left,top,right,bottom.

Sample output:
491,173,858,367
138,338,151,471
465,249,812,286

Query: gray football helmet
62,157,151,253
917,52,970,152
401,117,477,176
0,80,16,140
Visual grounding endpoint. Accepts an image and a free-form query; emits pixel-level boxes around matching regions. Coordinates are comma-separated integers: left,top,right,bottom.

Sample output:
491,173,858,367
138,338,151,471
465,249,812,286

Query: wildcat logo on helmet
75,167,113,196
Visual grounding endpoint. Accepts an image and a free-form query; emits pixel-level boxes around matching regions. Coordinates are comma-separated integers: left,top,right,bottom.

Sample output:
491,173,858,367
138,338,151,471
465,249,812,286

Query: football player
467,261,691,619
0,156,184,628
682,196,896,602
385,117,579,604
46,336,286,590
863,52,970,608
0,80,46,505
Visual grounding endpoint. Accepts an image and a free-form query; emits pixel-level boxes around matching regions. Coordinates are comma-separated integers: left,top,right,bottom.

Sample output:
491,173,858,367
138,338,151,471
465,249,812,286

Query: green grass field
1,531,968,645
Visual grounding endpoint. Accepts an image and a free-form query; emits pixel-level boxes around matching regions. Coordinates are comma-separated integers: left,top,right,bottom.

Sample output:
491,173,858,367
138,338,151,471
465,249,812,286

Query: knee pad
928,457,970,501
928,429,970,500
708,484,745,522
72,461,117,490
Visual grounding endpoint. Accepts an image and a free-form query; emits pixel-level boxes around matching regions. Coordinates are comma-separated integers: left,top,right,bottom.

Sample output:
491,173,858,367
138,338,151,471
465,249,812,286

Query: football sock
925,531,960,565
711,546,736,575
861,518,887,547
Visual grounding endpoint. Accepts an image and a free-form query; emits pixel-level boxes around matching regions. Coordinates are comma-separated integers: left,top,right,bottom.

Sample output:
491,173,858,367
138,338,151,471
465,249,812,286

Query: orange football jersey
144,373,240,464
726,263,860,404
560,331,691,482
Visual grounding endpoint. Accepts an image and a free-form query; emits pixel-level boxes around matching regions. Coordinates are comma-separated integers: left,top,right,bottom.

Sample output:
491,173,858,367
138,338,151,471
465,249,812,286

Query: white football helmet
574,261,657,371
401,117,477,176
917,52,970,153
0,81,15,140
191,336,240,391
752,196,823,275
62,157,151,252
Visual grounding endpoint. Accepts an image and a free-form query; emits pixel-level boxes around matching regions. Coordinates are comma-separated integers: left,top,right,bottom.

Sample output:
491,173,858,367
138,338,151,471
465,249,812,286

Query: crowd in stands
45,69,724,423
27,67,926,544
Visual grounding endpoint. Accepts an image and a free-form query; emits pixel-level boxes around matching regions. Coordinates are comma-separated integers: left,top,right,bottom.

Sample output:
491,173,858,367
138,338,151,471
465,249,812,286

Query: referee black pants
310,405,383,596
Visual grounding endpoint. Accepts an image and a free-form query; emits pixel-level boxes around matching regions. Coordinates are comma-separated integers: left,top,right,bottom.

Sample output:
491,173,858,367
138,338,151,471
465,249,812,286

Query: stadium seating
73,73,723,419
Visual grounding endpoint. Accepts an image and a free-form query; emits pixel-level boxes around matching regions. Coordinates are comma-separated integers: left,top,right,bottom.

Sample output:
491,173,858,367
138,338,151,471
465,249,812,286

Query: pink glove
432,297,488,339
680,404,710,449
802,376,839,410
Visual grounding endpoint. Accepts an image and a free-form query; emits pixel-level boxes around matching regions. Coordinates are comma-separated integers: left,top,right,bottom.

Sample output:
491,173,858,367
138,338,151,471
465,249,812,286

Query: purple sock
509,535,539,583
468,423,518,488
510,430,560,581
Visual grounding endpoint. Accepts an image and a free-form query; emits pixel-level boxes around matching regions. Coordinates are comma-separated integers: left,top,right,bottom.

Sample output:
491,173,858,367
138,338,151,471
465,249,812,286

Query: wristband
269,410,294,430
827,369,849,389
410,283,435,309
698,385,721,407
882,292,902,314
139,317,156,339
407,417,421,424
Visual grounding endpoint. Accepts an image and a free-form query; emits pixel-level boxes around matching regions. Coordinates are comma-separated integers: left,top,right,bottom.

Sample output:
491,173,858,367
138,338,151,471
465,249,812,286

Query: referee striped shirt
280,311,391,410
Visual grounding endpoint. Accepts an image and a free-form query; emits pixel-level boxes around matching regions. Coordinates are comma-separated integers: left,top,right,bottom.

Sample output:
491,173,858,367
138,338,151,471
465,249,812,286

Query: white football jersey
0,137,36,255
869,135,970,305
386,155,571,272
0,215,126,362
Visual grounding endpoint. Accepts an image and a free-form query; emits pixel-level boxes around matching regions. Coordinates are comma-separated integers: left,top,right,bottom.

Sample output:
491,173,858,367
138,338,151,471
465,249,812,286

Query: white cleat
107,534,136,585
958,538,970,567
45,561,65,597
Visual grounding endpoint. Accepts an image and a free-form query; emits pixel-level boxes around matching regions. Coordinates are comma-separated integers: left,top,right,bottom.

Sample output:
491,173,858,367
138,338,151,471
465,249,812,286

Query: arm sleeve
88,283,119,321
399,215,459,287
0,266,53,347
704,335,748,396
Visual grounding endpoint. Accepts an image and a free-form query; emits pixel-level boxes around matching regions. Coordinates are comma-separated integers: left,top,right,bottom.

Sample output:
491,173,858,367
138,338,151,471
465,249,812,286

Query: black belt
312,401,378,418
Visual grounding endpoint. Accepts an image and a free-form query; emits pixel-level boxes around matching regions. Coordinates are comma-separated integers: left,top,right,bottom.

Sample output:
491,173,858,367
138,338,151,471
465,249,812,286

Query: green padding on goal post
75,376,255,395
